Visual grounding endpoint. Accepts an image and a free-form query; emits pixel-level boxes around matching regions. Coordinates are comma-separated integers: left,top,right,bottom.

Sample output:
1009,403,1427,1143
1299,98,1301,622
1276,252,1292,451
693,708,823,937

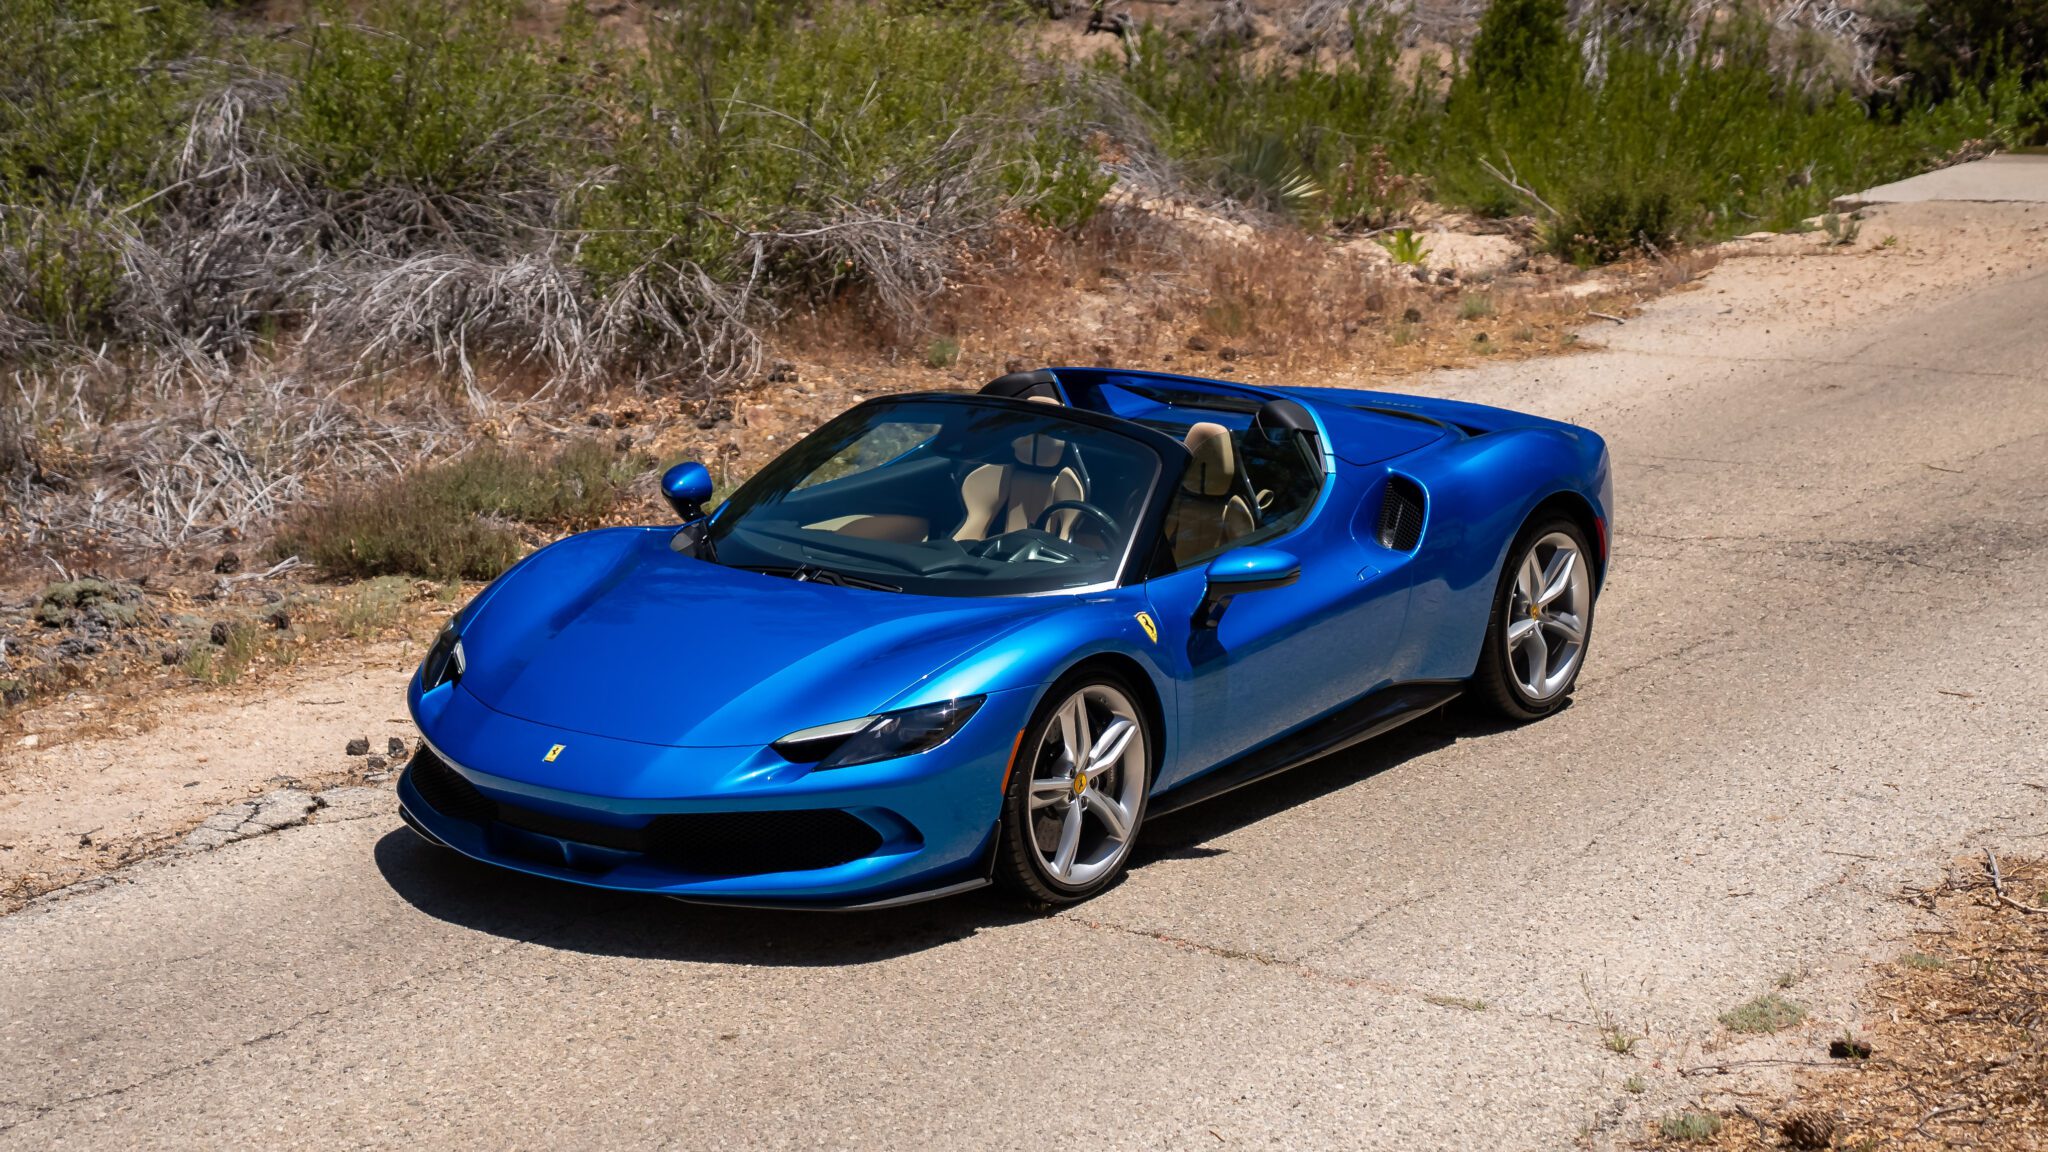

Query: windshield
705,398,1163,597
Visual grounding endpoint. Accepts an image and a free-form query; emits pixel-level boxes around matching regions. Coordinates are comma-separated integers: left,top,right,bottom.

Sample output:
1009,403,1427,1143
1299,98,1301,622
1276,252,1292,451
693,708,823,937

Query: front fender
895,586,1177,766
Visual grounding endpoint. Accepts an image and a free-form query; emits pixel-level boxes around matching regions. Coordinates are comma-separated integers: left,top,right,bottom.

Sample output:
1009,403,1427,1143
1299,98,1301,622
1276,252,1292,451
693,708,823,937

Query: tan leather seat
803,513,931,542
953,429,1085,541
1165,421,1255,565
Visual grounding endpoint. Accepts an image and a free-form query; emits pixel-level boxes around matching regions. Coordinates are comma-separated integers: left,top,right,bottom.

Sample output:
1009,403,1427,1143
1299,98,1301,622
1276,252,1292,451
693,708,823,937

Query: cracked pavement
2,200,2045,1149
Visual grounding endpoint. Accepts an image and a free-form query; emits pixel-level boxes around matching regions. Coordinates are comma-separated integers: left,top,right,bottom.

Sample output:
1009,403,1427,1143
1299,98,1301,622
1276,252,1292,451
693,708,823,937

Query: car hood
455,528,1060,747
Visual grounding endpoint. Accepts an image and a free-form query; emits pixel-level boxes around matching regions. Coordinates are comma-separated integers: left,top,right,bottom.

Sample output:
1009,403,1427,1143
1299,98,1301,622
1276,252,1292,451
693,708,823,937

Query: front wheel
1473,518,1596,720
993,674,1152,905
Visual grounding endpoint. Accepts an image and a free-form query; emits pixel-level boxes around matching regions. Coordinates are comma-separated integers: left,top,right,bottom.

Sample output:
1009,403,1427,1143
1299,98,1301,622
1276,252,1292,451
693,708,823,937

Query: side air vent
1375,475,1426,551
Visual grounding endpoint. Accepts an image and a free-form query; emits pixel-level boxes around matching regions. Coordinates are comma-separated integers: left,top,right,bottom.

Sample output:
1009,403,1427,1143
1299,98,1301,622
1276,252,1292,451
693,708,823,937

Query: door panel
1145,546,1411,791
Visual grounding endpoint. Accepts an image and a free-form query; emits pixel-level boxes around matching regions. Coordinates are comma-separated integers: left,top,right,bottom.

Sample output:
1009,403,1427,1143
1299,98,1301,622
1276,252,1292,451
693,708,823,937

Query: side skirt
1148,681,1463,818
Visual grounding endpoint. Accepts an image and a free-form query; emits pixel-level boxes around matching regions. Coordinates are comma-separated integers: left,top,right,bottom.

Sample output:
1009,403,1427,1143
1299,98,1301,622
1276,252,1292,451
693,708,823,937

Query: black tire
993,670,1154,906
1472,516,1596,721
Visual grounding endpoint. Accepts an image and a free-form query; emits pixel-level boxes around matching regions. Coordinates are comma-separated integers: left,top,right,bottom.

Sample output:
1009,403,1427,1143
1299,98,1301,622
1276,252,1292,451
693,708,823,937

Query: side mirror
1196,547,1300,628
662,462,714,522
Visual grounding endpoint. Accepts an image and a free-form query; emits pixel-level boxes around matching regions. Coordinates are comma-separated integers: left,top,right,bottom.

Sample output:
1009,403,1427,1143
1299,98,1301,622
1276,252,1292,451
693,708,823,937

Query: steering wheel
1033,500,1120,541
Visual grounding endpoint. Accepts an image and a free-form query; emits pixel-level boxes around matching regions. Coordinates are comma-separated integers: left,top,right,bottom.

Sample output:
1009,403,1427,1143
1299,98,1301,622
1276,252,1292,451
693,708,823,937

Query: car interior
706,372,1326,594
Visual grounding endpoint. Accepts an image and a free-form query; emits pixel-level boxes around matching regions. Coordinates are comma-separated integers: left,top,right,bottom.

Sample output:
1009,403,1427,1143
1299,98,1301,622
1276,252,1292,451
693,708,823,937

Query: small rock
387,736,407,757
365,755,388,771
1402,307,1424,324
345,736,371,756
267,609,291,631
17,734,39,748
209,621,231,646
316,786,392,821
1217,346,1241,362
1184,335,1212,352
213,551,241,575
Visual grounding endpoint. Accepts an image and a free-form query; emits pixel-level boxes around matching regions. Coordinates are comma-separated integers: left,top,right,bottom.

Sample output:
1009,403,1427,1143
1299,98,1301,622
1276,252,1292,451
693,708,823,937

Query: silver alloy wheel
1506,530,1591,702
1024,684,1146,888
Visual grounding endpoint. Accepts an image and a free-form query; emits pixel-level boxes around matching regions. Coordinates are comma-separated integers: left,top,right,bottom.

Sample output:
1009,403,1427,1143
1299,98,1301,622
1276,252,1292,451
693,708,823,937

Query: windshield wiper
738,564,901,593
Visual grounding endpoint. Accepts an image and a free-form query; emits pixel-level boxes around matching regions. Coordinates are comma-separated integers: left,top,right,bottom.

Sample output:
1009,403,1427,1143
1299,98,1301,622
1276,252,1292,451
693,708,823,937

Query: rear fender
1388,426,1610,681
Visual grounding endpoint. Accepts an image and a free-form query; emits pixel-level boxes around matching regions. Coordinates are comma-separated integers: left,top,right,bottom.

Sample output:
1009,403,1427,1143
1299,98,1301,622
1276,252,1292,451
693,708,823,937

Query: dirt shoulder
0,639,422,911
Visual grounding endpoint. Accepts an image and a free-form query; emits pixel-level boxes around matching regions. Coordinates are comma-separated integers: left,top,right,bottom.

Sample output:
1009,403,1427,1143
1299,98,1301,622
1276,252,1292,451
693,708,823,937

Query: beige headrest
1012,432,1066,468
1183,422,1238,496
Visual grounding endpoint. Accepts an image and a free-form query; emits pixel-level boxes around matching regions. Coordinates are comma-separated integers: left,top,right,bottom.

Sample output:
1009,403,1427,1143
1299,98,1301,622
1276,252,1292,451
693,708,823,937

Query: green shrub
575,2,1104,304
1114,12,1437,228
0,0,210,207
1870,0,2048,107
281,0,570,207
275,440,651,580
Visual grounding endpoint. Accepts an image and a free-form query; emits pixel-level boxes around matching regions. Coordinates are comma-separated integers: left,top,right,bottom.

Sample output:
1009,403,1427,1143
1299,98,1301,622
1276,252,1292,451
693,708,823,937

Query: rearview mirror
1196,547,1300,628
662,462,714,522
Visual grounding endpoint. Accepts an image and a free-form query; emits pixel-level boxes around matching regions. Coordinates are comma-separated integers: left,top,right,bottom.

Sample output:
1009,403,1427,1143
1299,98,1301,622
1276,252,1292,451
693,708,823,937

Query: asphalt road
4,209,2046,1149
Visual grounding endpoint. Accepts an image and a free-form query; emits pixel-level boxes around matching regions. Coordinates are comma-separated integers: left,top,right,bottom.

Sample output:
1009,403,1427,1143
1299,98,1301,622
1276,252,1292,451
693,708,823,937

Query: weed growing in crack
1658,1111,1722,1142
1720,993,1807,1035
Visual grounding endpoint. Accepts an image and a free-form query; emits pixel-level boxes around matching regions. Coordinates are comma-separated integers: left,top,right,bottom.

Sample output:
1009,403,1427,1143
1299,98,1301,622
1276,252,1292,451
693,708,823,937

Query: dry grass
1642,853,2048,1152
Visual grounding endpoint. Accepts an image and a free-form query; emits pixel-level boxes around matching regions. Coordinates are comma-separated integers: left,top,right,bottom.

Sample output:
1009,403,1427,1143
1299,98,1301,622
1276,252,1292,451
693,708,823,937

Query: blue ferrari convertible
401,367,1611,907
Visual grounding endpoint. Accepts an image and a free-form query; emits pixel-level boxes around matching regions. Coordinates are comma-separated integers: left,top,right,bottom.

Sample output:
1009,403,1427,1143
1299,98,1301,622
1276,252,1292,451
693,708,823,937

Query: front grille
642,810,883,875
406,746,882,876
1376,475,1426,551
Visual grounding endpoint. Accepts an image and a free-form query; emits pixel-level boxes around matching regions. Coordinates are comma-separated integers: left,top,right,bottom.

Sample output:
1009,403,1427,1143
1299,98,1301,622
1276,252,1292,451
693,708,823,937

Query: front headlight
774,697,985,769
419,625,465,692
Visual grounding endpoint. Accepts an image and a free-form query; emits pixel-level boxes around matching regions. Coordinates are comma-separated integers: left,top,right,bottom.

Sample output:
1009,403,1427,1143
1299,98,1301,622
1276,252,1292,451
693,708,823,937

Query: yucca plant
1376,227,1430,267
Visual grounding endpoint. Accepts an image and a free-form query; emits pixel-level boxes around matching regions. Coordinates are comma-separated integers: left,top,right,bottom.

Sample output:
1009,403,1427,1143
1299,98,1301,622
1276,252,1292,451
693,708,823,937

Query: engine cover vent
1376,475,1426,551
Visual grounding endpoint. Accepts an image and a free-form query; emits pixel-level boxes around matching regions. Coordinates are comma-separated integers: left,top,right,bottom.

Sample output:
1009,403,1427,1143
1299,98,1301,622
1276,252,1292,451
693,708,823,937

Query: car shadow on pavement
375,701,1538,965
1129,705,1482,867
373,829,1039,967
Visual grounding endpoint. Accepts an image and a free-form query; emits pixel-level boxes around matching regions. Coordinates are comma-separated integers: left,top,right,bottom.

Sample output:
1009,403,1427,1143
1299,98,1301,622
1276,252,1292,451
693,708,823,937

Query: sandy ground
0,195,2044,1148
0,642,423,909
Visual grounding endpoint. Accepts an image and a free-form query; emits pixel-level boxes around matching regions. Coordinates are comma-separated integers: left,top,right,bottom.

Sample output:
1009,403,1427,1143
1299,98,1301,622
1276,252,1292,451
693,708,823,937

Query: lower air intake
1376,475,1426,551
406,748,883,876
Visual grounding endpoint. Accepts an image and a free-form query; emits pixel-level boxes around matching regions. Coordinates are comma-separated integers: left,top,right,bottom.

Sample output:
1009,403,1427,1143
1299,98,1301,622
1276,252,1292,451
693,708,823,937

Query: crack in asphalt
1058,913,1605,1039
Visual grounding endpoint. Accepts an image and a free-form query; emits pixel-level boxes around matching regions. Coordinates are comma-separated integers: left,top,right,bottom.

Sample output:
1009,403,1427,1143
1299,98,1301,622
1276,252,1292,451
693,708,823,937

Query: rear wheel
1473,518,1595,720
994,674,1152,905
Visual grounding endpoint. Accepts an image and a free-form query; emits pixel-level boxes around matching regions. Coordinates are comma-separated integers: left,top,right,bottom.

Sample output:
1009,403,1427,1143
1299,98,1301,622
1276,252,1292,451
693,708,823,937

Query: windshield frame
704,393,1192,597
